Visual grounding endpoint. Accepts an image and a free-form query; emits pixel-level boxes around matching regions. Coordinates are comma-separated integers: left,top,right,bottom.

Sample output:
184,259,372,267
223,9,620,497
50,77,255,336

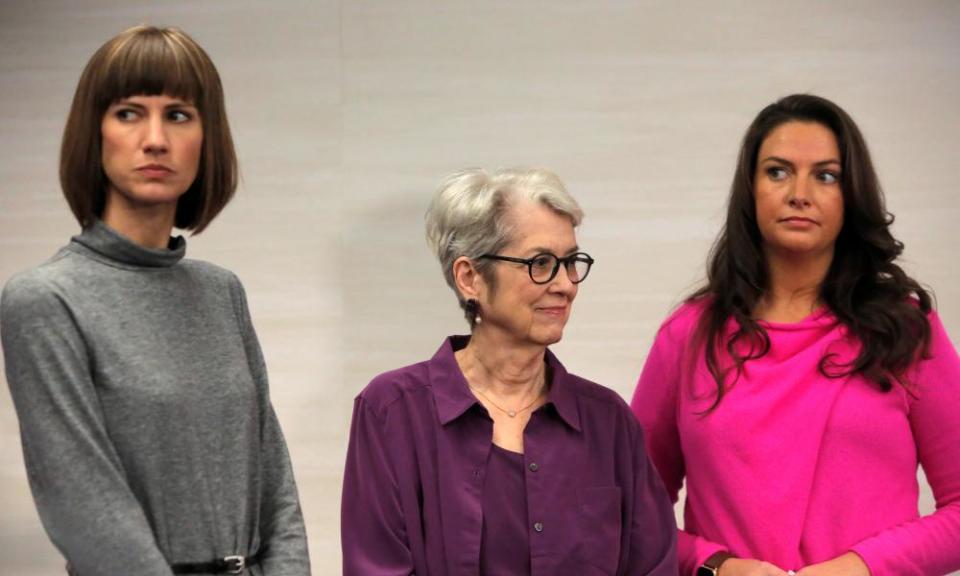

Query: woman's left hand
795,552,870,576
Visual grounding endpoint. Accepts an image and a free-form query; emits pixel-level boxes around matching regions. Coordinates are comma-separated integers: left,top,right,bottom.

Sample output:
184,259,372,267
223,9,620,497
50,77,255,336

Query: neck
456,327,546,398
102,194,177,250
757,248,833,322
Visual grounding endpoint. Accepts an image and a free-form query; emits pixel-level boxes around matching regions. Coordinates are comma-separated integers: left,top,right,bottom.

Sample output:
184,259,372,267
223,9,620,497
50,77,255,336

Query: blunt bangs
94,28,204,111
61,25,237,232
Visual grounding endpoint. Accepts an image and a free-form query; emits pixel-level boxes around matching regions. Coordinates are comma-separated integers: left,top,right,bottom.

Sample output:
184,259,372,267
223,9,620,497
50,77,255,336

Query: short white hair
424,167,583,326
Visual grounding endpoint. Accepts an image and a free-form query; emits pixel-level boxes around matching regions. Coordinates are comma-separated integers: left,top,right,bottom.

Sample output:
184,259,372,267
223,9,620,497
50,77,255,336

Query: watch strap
696,551,735,576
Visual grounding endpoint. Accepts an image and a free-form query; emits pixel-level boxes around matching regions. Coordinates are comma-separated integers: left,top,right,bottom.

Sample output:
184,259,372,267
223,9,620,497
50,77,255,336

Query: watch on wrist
696,551,734,576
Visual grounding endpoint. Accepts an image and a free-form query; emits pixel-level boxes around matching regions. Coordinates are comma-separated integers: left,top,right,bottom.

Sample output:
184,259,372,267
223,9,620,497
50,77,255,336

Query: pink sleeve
851,311,960,575
631,318,727,575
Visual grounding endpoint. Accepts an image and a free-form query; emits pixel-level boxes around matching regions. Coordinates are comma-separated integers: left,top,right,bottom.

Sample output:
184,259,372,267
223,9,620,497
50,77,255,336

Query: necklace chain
468,373,545,418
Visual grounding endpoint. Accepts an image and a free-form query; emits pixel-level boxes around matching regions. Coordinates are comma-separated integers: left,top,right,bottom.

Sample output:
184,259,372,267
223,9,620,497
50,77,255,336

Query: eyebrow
526,245,580,256
760,155,840,168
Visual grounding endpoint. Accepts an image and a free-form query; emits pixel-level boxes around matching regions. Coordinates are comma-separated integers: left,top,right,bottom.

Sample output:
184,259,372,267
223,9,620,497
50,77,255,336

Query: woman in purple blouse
341,167,677,575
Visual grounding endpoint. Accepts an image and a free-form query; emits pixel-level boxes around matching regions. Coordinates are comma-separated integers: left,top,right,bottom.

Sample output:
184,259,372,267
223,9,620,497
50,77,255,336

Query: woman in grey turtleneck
0,26,310,575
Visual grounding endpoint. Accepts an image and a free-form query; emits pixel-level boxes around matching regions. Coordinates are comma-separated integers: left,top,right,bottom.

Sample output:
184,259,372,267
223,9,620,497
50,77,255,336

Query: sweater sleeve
850,311,960,576
631,319,727,576
1,274,175,576
231,278,311,575
341,395,415,576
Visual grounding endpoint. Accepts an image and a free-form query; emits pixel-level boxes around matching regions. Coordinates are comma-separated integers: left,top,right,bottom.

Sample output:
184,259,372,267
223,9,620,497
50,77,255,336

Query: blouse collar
430,336,582,432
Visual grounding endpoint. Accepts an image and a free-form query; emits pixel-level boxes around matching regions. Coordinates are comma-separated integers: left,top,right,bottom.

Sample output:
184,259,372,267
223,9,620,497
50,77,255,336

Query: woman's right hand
719,558,793,576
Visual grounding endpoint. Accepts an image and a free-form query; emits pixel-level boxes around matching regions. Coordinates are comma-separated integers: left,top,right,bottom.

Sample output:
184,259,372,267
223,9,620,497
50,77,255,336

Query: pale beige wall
1,1,958,574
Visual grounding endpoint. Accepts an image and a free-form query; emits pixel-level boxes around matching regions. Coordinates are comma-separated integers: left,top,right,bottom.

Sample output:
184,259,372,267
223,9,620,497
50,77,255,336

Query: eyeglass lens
529,254,591,284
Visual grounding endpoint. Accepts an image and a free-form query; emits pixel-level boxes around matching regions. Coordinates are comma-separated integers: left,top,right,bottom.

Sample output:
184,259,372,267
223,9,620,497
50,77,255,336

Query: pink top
631,301,960,575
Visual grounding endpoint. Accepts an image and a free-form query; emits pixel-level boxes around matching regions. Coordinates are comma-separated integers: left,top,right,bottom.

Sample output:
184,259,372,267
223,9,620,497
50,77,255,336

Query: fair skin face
752,121,844,323
722,125,869,576
452,200,579,453
100,94,203,249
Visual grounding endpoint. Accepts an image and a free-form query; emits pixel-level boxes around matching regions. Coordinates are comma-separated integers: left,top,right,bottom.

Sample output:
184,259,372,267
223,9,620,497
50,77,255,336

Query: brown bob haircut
60,25,237,233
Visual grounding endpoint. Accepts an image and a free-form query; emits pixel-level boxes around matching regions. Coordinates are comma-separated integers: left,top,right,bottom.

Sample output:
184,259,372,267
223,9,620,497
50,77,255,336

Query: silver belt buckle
223,555,245,574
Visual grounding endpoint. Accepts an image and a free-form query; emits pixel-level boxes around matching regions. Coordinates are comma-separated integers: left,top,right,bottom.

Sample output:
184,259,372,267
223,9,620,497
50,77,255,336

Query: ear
452,256,484,301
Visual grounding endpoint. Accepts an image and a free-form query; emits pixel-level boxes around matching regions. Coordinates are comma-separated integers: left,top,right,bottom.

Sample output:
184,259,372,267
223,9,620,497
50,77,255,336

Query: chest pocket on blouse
575,486,622,575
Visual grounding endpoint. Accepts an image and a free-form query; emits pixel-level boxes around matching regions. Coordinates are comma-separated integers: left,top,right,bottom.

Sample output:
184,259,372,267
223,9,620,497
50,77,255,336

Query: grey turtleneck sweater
1,221,310,575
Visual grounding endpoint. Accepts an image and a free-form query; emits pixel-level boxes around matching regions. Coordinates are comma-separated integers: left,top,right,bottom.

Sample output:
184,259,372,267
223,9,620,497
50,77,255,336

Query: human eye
167,109,194,123
817,170,840,184
765,166,788,181
530,254,555,271
112,107,140,122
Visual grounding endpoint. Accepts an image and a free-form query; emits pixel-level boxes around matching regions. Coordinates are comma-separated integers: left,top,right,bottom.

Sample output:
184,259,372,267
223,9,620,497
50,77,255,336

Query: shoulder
659,299,706,338
915,307,957,368
1,254,75,317
180,258,242,287
559,372,652,454
562,372,639,430
356,359,433,420
1,257,92,345
179,260,250,314
641,299,706,357
565,372,629,409
917,300,945,330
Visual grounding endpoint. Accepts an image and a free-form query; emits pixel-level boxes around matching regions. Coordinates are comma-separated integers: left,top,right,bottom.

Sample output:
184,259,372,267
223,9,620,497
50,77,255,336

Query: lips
137,164,173,178
537,306,568,317
779,216,819,226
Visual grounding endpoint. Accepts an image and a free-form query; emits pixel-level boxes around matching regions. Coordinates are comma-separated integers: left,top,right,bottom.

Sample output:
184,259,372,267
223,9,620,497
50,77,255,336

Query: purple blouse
480,444,530,574
341,336,677,575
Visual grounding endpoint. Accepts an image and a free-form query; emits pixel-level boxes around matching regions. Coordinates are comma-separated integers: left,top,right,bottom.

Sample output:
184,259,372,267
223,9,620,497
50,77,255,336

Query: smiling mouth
537,306,568,316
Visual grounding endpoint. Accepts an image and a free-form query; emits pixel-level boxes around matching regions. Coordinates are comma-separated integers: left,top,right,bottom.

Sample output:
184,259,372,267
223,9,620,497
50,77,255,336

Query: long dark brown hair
692,94,931,411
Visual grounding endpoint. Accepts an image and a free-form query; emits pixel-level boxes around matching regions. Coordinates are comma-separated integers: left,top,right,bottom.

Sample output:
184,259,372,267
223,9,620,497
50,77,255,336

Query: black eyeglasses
478,252,595,284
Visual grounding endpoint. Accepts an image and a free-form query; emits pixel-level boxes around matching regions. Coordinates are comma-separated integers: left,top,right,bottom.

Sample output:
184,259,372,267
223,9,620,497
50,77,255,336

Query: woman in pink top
631,94,960,576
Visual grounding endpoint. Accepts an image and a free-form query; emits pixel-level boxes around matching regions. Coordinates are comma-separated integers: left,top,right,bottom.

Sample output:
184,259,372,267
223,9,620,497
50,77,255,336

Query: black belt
171,551,262,574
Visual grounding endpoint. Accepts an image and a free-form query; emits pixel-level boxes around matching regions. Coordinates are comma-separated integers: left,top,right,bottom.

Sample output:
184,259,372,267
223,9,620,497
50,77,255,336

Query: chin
126,188,188,206
529,327,565,347
771,240,829,257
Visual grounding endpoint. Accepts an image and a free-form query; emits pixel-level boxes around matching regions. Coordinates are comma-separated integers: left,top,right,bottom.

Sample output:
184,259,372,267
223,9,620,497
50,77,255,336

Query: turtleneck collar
70,220,186,269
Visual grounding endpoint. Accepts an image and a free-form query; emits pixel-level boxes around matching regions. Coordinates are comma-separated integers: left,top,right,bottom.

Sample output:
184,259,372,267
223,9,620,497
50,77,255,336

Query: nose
547,262,578,295
142,114,169,155
787,178,811,208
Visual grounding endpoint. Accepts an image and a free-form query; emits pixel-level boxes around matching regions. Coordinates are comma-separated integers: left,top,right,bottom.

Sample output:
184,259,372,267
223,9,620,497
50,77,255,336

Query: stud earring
466,298,482,324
